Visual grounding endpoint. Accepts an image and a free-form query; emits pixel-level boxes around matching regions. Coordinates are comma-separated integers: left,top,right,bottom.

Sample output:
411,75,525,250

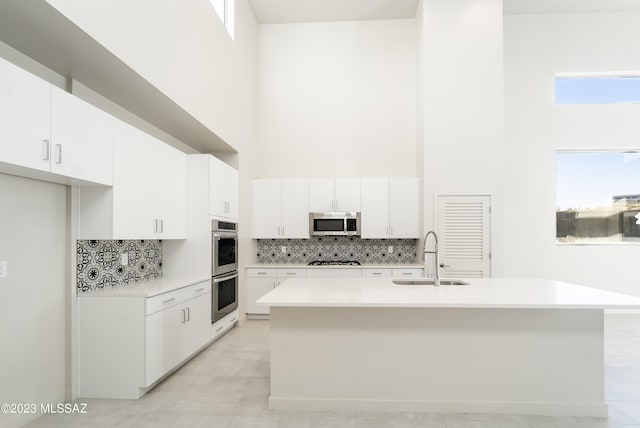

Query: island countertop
257,277,640,309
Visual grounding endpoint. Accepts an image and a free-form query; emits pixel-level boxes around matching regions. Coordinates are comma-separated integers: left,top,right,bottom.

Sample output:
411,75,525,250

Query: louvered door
437,195,491,278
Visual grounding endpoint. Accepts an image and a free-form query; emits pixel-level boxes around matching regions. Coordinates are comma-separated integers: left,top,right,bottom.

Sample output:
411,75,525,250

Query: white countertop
77,276,210,298
257,277,640,309
246,264,424,269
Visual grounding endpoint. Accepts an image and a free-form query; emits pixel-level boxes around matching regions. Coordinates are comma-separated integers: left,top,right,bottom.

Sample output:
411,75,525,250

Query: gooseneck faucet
423,231,440,287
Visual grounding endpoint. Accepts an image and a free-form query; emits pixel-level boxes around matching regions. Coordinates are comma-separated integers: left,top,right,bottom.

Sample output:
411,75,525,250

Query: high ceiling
248,0,640,24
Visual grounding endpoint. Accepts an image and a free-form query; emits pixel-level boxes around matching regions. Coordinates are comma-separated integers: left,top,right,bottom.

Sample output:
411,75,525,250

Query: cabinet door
309,178,334,212
389,178,420,238
360,177,390,239
282,179,310,238
335,178,361,212
0,57,51,172
157,142,187,238
209,157,239,220
50,86,113,185
246,277,275,315
113,120,157,239
145,303,184,387
183,292,211,357
252,179,282,238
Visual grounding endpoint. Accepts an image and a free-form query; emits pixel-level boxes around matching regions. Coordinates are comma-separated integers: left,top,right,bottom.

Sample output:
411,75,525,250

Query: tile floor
25,313,640,428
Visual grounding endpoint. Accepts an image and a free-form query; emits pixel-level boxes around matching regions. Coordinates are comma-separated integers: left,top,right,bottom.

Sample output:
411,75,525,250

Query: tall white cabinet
252,179,309,239
361,177,420,239
78,119,187,239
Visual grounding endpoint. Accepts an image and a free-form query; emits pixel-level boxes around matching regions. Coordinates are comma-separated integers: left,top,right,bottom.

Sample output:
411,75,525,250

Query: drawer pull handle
194,288,205,293
372,272,382,275
162,298,176,304
230,317,237,323
286,272,296,275
215,326,224,332
402,272,413,275
257,272,267,275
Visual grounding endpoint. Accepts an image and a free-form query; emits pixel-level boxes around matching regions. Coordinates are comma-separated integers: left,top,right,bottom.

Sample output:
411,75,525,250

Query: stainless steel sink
392,279,469,286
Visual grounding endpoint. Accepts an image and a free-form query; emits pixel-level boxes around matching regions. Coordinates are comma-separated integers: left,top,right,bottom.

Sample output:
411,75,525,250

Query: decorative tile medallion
257,237,417,264
77,240,163,292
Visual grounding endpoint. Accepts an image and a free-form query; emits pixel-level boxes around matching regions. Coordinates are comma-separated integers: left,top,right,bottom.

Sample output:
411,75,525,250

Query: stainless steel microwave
309,212,361,236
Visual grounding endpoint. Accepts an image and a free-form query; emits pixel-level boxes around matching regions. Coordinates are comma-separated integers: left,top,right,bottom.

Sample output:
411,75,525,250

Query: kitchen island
257,277,640,417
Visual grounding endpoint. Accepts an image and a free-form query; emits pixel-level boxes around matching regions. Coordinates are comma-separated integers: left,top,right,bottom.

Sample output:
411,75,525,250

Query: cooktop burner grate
307,260,361,266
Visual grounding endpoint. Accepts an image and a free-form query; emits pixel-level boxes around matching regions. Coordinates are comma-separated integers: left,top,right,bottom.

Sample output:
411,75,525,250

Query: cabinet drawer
146,288,185,315
183,281,211,300
246,268,277,278
392,268,424,278
362,268,392,278
277,268,307,278
307,268,362,278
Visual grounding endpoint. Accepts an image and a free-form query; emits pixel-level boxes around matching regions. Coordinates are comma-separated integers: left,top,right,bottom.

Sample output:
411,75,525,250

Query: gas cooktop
307,260,361,266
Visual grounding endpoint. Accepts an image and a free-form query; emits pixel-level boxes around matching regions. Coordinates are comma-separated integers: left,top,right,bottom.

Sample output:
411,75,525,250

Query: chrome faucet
423,231,440,287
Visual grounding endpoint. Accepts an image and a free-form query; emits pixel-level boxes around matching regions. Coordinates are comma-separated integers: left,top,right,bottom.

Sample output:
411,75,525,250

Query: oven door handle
213,232,238,239
213,272,238,283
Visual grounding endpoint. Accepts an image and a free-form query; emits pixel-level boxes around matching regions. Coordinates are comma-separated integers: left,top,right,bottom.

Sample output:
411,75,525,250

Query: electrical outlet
121,253,128,266
281,246,287,253
0,261,7,278
388,246,394,254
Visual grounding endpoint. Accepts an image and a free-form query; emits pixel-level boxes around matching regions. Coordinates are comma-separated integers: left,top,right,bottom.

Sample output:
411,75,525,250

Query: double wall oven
212,220,238,323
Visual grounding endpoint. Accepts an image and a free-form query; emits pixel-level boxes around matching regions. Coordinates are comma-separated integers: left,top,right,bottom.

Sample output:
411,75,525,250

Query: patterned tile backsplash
257,237,418,264
77,240,162,292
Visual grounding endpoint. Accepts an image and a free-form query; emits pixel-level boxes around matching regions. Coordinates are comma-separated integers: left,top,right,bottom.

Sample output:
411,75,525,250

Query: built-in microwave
310,212,361,236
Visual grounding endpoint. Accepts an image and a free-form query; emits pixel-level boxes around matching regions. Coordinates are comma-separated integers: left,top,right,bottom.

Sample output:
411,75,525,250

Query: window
555,72,640,104
210,0,235,39
556,151,640,244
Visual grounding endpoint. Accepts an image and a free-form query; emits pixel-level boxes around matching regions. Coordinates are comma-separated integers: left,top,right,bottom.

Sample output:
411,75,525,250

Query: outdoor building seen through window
556,151,640,244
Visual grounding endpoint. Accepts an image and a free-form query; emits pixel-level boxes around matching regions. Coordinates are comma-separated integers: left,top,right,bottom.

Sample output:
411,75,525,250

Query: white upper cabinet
361,177,420,239
309,178,360,212
0,56,51,172
361,177,390,239
78,119,187,239
252,178,309,239
209,156,239,221
389,177,420,238
0,57,113,185
50,86,113,185
157,142,187,238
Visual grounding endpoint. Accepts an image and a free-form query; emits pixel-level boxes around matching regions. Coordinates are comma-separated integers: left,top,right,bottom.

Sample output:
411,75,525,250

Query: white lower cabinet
246,267,424,318
246,268,306,316
78,280,213,399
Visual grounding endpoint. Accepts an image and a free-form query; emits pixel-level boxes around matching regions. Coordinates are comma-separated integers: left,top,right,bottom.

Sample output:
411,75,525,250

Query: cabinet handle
153,219,158,233
386,226,389,235
230,317,237,323
277,226,281,236
335,200,339,209
282,226,285,236
372,272,382,275
186,307,190,322
42,139,50,161
55,144,62,164
215,326,224,332
402,272,413,276
162,298,176,304
286,272,296,275
331,200,335,209
194,288,205,293
181,309,186,323
160,219,164,233
257,272,267,275
390,226,393,236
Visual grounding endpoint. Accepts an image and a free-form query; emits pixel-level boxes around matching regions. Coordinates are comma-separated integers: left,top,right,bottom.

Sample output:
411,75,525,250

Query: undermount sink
392,278,469,286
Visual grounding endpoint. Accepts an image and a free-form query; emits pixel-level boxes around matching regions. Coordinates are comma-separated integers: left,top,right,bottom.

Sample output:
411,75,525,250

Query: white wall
504,11,640,296
256,19,417,178
418,0,505,276
0,174,67,428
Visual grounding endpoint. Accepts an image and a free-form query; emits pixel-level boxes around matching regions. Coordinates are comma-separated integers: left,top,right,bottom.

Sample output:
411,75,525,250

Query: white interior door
437,195,491,278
